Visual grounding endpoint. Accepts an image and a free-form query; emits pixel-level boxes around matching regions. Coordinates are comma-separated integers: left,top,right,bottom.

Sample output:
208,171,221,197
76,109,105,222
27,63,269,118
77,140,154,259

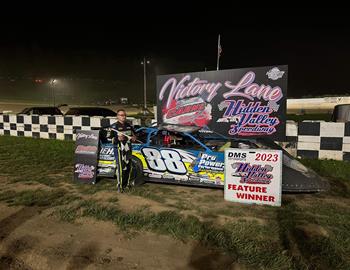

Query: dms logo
228,152,247,160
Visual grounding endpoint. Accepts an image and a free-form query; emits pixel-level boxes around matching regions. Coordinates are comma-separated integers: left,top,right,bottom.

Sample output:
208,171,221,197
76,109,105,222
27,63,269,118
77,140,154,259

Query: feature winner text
227,184,275,202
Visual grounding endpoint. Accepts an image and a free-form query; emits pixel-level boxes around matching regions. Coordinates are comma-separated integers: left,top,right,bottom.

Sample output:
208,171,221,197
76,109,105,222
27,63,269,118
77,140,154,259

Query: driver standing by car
109,109,136,192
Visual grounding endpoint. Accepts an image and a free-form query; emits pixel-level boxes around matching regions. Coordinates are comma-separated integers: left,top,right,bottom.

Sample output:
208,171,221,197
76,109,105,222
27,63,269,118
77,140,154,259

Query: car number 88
141,148,187,174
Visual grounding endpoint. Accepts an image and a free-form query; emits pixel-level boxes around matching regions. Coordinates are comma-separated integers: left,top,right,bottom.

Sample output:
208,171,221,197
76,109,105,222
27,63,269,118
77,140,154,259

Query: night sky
0,6,349,103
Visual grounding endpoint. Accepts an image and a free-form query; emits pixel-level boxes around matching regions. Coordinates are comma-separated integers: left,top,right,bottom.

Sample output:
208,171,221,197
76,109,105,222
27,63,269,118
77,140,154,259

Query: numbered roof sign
224,149,282,207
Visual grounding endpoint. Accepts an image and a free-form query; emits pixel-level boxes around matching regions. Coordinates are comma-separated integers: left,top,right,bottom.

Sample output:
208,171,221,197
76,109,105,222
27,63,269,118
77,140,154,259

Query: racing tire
131,156,145,186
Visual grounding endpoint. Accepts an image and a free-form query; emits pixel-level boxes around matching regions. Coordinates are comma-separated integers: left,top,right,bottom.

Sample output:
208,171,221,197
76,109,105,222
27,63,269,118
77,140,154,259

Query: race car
96,124,329,192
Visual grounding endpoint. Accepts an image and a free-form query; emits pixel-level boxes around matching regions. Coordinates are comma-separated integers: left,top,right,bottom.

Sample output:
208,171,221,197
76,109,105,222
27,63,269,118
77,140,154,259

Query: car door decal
141,147,187,174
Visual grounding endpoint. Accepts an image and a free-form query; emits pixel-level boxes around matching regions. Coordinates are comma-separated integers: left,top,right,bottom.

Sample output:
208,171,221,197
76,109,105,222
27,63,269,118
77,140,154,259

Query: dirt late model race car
96,124,329,193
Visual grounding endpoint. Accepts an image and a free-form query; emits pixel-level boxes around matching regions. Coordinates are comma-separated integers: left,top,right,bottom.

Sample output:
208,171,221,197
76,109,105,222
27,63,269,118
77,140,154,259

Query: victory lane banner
73,130,100,184
224,149,282,207
157,65,287,141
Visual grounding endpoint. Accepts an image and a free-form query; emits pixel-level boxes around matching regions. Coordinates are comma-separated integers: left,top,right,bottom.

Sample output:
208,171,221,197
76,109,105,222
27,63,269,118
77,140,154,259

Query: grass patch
275,201,350,269
196,194,223,204
107,197,119,203
10,174,68,187
75,179,116,195
0,136,74,186
56,206,80,222
153,185,177,195
0,188,80,207
300,159,350,182
127,185,166,203
80,200,292,269
167,200,193,211
300,159,350,198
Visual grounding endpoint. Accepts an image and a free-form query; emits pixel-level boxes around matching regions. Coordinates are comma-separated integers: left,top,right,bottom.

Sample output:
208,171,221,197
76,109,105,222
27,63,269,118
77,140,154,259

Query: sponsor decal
227,151,247,161
99,155,115,161
215,178,223,185
193,153,224,172
200,178,215,184
166,101,206,119
75,164,95,179
188,174,201,181
162,174,175,179
266,67,285,80
99,147,115,161
75,145,98,154
149,173,162,179
161,97,212,127
231,163,273,184
219,99,280,136
198,126,213,133
98,162,116,168
97,167,114,174
100,147,114,155
76,133,98,140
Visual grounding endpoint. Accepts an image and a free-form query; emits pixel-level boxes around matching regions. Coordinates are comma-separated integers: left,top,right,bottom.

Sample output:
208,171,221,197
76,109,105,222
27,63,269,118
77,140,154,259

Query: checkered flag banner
119,141,131,166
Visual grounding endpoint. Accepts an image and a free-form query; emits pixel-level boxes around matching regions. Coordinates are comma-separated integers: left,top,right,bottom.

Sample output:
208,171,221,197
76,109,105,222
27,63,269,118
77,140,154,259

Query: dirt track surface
0,183,237,270
0,136,349,270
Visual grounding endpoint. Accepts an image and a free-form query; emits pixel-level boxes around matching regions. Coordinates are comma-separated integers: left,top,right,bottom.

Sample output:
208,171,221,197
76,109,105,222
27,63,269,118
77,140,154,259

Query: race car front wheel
131,156,145,186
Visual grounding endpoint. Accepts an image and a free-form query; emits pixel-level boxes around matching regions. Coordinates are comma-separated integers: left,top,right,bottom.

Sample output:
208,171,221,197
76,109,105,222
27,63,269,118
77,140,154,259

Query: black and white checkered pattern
1,114,350,161
296,121,350,161
0,114,140,141
119,141,131,166
275,120,298,157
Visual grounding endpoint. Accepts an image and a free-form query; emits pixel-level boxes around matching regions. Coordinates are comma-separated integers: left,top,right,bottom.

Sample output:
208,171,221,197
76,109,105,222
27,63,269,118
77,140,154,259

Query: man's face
117,111,126,123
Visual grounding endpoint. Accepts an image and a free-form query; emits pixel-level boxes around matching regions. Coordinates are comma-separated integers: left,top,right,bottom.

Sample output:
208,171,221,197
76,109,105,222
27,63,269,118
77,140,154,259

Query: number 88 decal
141,147,187,174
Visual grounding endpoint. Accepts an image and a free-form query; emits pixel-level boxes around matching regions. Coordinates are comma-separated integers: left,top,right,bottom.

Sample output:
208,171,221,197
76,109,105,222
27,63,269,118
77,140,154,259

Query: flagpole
216,34,220,71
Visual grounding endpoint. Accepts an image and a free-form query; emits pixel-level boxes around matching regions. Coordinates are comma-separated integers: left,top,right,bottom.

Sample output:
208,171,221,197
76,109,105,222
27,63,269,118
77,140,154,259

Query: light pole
141,57,150,113
51,79,57,107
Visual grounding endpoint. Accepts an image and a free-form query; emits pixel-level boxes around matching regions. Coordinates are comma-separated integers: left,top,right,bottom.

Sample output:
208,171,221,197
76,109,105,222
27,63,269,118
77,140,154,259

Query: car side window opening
150,130,204,150
134,129,148,144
